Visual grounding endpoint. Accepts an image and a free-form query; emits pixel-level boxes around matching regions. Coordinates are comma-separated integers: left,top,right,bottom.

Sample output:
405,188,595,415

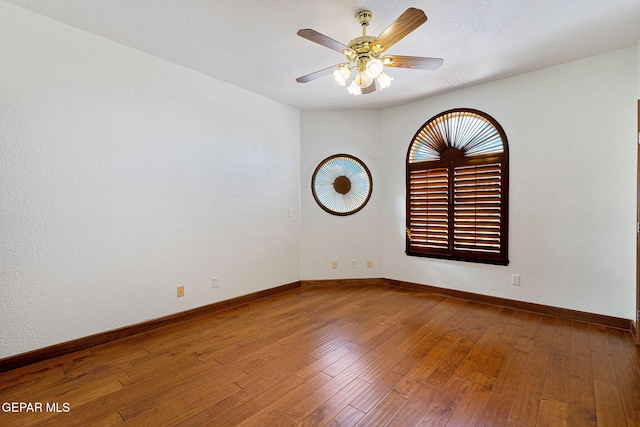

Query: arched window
406,108,509,265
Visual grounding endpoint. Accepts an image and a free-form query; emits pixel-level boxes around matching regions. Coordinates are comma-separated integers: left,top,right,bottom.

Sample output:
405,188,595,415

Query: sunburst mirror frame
312,154,373,216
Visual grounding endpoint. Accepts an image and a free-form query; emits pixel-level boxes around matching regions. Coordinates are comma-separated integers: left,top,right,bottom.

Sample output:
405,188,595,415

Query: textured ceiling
5,0,640,110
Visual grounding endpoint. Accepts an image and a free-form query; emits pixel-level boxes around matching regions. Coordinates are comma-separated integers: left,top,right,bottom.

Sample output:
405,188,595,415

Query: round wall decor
311,154,372,216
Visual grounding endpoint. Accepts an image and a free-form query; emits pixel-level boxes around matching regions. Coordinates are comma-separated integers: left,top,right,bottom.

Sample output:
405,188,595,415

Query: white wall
0,3,301,358
300,110,383,279
382,48,637,319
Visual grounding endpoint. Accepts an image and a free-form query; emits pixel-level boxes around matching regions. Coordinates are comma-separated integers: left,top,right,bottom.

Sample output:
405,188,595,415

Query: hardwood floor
1,284,639,426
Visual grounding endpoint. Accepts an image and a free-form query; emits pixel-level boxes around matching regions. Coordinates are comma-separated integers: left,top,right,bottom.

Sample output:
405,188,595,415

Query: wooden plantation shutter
408,168,449,250
406,109,509,265
453,163,503,254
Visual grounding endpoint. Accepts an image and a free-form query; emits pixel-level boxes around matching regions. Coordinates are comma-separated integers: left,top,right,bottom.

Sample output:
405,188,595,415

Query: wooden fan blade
296,64,340,83
361,82,376,95
297,29,352,54
371,8,427,52
383,55,443,70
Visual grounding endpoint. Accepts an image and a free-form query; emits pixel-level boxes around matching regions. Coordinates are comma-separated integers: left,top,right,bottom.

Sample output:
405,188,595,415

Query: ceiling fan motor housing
348,36,377,70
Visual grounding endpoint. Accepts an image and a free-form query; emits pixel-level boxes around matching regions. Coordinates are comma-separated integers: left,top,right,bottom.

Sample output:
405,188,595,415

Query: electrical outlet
177,286,185,297
511,275,520,286
332,261,338,269
351,259,357,268
212,277,219,288
367,260,373,268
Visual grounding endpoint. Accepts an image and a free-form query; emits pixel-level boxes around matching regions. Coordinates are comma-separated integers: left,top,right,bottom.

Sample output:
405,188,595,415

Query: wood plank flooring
1,284,639,426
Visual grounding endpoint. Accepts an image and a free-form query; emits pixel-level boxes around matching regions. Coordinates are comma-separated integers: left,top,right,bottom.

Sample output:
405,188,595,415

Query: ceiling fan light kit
296,8,443,96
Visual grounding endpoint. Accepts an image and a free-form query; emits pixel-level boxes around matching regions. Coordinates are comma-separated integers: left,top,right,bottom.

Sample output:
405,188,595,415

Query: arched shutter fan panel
406,108,509,265
408,110,505,164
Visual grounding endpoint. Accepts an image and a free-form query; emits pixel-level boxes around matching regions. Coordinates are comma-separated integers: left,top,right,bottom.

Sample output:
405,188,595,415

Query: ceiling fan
296,8,443,95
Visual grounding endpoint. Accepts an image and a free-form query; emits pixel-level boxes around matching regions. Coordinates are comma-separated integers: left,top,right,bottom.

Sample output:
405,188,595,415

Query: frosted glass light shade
333,65,351,86
365,58,383,78
377,72,393,89
347,80,361,95
354,71,372,88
